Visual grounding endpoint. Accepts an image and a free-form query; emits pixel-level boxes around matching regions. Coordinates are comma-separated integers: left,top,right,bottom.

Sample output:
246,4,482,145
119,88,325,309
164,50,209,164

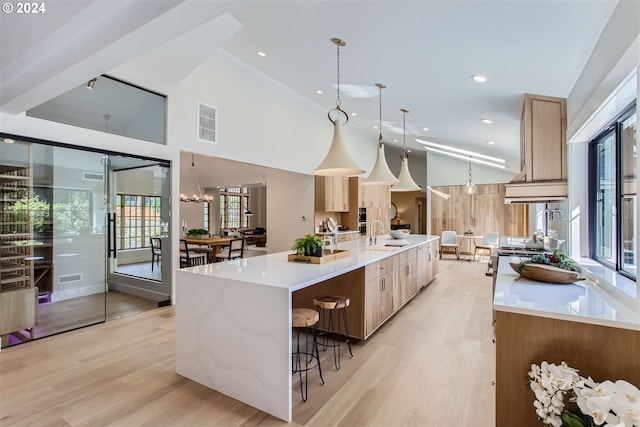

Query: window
219,187,249,229
203,202,210,232
116,194,162,249
590,103,636,279
26,75,167,144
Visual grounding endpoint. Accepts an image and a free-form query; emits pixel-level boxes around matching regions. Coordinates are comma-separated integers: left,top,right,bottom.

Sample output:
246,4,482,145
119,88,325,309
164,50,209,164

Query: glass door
1,137,170,348
106,158,171,305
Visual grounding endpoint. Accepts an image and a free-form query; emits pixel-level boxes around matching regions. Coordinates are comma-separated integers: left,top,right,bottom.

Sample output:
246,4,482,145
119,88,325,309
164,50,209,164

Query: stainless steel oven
358,207,367,235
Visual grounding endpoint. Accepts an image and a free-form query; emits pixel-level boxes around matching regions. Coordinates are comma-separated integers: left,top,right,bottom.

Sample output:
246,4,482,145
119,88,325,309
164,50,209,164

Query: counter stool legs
292,308,324,403
313,295,353,371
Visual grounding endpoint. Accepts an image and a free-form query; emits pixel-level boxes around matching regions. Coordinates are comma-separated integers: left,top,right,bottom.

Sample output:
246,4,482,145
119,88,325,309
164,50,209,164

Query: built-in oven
358,207,367,235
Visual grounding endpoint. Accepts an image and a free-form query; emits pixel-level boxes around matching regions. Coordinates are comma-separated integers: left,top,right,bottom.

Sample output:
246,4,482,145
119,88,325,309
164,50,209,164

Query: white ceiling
0,0,619,172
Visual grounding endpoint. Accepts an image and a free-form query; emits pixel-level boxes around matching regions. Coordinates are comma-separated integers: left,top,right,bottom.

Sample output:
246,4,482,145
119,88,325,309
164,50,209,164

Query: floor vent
83,172,104,181
58,273,83,284
198,102,216,143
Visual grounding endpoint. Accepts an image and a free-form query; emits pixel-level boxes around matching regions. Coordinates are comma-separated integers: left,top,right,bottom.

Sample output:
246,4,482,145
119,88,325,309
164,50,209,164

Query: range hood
504,178,567,204
504,94,568,204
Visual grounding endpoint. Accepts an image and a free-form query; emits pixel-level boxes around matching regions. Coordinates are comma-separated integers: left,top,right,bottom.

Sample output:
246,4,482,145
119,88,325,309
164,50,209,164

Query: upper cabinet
358,179,390,209
520,93,567,182
505,94,568,203
315,176,350,212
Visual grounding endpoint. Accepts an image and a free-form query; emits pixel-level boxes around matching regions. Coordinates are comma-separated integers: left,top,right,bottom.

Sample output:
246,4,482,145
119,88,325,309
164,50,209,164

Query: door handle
108,213,117,258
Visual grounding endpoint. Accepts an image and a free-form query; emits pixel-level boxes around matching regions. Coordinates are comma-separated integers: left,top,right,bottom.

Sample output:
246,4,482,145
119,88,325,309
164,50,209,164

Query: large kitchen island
175,234,440,422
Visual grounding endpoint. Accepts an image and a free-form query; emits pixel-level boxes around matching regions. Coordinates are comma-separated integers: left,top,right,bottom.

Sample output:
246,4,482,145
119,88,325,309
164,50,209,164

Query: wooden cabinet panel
522,94,567,182
495,310,640,426
315,176,350,212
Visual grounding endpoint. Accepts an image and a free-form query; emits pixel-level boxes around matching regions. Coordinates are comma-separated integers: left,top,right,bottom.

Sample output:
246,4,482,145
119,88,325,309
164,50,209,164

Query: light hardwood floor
0,259,496,426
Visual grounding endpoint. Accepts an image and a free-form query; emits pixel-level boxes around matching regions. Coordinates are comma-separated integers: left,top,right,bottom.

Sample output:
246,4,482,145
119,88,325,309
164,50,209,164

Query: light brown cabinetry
358,181,389,209
0,146,38,345
416,241,439,290
393,248,416,311
364,256,394,336
315,175,350,212
495,310,640,426
520,93,567,182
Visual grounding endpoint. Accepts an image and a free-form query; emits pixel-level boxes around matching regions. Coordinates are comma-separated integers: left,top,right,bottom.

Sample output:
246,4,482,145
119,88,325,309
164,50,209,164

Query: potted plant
186,228,209,238
292,234,323,257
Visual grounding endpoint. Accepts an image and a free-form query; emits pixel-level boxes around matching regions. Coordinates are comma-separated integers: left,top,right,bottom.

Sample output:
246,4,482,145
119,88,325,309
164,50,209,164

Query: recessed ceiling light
315,89,323,95
471,74,487,83
350,112,357,116
481,118,492,124
422,127,429,132
373,125,379,130
486,140,495,145
3,138,15,144
256,50,266,57
406,149,412,153
392,139,398,143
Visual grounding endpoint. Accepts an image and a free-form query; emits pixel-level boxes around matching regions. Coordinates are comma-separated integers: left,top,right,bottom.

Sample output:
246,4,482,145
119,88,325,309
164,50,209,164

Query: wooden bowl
509,262,585,284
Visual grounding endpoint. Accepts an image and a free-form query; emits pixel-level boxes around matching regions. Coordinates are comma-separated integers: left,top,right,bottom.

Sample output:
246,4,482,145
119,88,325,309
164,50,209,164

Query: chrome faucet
369,219,385,246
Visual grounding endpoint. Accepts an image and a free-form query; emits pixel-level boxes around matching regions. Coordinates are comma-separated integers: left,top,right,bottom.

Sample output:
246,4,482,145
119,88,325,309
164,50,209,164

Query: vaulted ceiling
0,1,618,173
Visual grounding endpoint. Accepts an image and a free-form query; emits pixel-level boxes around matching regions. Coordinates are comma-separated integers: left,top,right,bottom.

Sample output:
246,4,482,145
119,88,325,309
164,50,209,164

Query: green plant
187,228,208,236
516,249,577,276
292,234,323,256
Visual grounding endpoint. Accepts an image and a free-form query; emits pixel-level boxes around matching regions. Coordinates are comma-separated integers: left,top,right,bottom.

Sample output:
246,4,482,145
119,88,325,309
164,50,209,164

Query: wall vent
83,172,104,181
198,102,217,143
58,273,83,284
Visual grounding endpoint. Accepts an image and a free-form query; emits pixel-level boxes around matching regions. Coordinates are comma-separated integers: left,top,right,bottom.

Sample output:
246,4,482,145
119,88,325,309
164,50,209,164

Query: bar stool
313,295,353,371
292,308,324,402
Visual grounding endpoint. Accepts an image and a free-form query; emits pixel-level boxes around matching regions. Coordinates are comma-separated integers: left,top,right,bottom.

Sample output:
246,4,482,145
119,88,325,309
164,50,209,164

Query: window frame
219,187,250,230
116,193,162,250
588,101,636,280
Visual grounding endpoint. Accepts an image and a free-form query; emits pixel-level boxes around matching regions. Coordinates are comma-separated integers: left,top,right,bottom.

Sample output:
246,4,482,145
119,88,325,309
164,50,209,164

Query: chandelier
180,154,213,203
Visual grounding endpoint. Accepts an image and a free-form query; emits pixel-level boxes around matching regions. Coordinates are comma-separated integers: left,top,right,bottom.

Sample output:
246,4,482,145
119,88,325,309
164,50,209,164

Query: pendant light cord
401,108,409,160
336,41,341,108
468,159,473,185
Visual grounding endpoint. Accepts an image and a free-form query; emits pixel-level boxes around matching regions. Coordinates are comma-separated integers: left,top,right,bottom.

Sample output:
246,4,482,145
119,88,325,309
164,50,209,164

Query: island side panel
495,310,640,427
292,267,365,340
175,270,292,422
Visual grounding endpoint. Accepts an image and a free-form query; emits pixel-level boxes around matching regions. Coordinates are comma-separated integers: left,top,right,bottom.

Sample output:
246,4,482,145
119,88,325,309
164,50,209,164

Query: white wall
565,0,640,259
426,152,516,187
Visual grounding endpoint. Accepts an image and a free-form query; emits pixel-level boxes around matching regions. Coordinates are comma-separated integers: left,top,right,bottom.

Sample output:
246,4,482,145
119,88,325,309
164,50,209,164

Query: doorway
106,159,171,303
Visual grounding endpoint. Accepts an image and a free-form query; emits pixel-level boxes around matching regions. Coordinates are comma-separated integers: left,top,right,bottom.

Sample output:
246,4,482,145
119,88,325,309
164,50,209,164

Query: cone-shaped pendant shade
363,141,399,185
314,119,365,176
391,156,421,192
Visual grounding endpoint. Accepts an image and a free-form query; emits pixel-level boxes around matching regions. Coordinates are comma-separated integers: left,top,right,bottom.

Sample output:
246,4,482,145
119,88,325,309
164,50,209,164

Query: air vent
198,102,217,143
58,273,82,284
83,172,104,181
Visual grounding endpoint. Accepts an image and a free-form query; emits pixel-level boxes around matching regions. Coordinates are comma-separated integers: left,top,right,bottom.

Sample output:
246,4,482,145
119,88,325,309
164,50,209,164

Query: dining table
456,234,482,261
185,236,233,262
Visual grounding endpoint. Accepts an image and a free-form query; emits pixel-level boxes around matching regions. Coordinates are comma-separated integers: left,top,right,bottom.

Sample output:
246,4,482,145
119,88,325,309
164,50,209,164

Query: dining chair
150,237,162,271
179,239,207,267
215,237,245,261
440,230,460,259
474,232,499,261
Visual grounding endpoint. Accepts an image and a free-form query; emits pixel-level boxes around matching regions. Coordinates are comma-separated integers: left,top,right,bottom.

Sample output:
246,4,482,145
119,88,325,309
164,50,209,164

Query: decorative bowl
509,262,585,284
390,229,410,239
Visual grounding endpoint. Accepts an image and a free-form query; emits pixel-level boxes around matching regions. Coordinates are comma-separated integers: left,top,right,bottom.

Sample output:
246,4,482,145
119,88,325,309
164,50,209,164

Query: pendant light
313,38,365,176
391,108,422,192
463,157,478,194
363,83,399,185
180,154,213,203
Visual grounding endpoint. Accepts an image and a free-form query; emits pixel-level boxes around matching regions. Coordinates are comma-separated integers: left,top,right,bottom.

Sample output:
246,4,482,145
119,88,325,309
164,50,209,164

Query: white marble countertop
493,256,640,331
179,234,439,292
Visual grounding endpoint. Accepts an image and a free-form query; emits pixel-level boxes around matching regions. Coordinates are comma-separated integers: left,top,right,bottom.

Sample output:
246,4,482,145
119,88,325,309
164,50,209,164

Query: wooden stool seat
292,308,319,328
313,294,353,371
291,307,324,402
313,295,350,310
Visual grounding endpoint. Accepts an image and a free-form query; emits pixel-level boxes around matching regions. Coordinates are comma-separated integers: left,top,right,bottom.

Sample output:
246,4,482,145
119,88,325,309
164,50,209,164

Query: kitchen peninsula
493,256,640,426
175,234,439,422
